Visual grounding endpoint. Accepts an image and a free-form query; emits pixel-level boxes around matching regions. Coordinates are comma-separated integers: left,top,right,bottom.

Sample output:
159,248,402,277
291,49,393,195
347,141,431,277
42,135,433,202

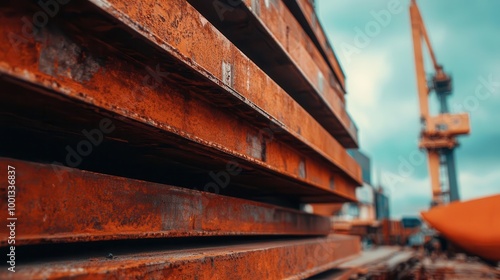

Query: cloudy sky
316,0,500,218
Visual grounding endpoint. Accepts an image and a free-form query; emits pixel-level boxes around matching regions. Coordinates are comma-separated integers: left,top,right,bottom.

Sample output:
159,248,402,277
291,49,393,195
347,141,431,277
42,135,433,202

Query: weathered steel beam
0,72,355,204
76,0,361,166
0,0,362,201
0,158,332,246
283,0,346,90
187,0,358,147
0,235,361,279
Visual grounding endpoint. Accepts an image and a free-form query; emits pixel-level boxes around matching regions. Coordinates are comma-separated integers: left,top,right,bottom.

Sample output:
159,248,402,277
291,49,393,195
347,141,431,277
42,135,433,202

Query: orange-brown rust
186,0,357,147
0,158,332,246
84,0,361,181
242,0,346,103
284,0,346,90
0,0,361,199
0,235,361,280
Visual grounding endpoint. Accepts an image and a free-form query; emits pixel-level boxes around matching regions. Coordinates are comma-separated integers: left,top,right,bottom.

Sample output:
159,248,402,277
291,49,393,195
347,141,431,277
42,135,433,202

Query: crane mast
409,0,470,206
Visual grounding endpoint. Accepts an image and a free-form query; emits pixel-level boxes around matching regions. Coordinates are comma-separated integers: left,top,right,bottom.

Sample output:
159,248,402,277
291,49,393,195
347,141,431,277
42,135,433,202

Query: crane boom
409,0,470,206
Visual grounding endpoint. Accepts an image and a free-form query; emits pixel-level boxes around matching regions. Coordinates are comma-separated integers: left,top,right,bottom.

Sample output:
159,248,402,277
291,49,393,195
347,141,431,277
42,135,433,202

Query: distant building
348,149,371,185
334,150,374,221
401,217,422,229
375,188,390,220
334,150,393,221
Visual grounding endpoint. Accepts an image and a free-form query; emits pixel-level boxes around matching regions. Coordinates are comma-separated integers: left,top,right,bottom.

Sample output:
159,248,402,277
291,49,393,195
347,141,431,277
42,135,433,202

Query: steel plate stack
0,0,364,278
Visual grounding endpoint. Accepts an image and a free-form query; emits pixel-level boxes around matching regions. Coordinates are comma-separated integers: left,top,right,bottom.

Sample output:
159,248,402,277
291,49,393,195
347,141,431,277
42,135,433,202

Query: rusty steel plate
78,0,361,176
283,0,346,90
0,235,361,279
187,0,358,147
0,0,361,203
0,69,356,204
0,158,334,245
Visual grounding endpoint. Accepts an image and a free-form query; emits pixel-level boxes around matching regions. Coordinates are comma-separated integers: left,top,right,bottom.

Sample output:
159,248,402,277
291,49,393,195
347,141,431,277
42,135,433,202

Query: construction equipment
409,0,470,206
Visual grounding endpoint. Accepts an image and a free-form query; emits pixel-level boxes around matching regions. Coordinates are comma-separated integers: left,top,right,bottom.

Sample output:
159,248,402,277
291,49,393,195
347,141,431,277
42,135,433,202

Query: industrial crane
409,0,470,206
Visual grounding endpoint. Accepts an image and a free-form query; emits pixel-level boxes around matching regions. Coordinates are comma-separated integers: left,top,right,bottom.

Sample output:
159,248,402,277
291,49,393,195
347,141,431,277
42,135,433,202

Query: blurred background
317,0,500,218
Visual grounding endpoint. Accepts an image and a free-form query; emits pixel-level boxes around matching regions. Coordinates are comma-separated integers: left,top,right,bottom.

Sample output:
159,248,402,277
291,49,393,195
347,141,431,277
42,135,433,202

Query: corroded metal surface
0,235,361,279
187,0,358,147
283,0,346,90
0,67,355,203
82,0,360,175
0,0,361,202
0,1,364,278
0,158,333,246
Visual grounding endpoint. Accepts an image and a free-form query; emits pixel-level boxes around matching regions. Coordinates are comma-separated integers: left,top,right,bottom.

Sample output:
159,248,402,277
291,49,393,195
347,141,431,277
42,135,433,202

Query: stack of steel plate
0,0,363,278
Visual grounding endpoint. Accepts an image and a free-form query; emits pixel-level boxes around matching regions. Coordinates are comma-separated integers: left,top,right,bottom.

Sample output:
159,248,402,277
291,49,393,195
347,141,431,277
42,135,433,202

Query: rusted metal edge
0,67,357,203
241,0,345,104
187,0,358,148
0,235,361,279
283,0,346,90
82,0,361,167
0,158,332,246
0,0,362,187
240,0,345,104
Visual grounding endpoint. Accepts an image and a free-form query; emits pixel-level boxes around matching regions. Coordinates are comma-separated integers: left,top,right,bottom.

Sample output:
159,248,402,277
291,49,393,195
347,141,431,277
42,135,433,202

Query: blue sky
316,0,500,218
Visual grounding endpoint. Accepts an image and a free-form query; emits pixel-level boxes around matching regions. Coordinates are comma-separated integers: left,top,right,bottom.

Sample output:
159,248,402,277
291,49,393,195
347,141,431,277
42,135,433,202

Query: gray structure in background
348,149,390,219
375,190,390,220
348,149,371,185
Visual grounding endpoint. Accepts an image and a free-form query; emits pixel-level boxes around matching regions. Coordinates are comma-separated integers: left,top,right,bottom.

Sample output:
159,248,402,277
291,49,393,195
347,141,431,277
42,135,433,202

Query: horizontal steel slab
0,1,362,188
78,0,361,168
0,158,331,246
0,235,361,279
187,0,358,147
0,72,356,204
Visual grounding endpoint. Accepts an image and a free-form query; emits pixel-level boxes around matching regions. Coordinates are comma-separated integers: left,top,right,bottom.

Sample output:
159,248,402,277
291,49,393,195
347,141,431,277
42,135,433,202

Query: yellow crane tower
409,0,470,206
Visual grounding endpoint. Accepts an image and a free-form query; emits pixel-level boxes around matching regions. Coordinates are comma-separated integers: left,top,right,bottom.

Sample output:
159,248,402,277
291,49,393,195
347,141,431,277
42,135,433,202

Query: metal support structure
409,0,469,206
434,65,460,202
444,149,460,202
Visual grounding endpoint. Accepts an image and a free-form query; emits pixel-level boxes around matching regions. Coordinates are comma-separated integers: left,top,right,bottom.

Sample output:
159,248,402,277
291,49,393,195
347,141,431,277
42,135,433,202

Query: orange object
421,195,500,262
410,0,470,206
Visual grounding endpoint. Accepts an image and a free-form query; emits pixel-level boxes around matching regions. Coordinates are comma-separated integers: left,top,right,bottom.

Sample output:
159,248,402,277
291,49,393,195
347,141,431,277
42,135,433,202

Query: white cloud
345,53,390,107
344,52,390,139
344,47,419,151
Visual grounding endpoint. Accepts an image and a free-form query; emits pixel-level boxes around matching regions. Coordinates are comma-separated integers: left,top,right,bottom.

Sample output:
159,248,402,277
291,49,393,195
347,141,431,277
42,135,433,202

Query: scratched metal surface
0,235,361,280
0,0,361,203
283,0,347,90
0,157,333,246
187,0,358,147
